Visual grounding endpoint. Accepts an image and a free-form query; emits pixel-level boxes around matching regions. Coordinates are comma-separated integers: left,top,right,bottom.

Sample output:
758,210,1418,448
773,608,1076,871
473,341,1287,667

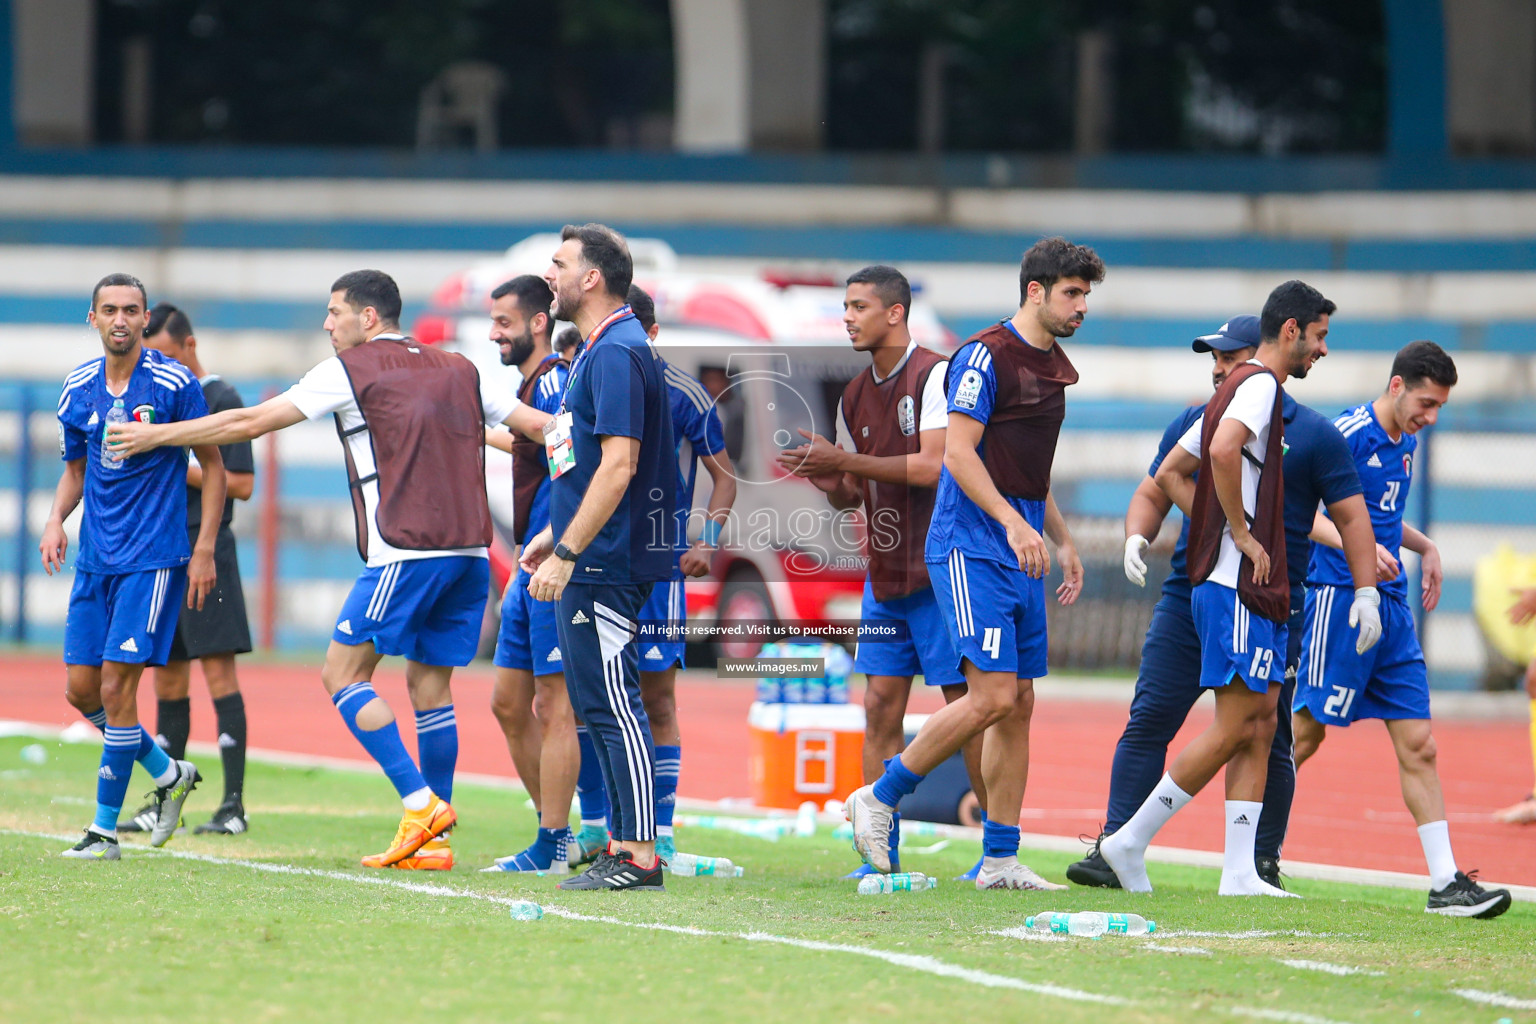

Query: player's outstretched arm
39,460,84,576
1310,509,1399,584
107,396,306,455
504,403,552,443
484,426,516,454
943,411,1049,578
187,444,226,611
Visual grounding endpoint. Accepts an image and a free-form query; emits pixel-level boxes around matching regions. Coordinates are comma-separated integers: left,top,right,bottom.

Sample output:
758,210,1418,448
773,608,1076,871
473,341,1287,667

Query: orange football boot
391,834,453,871
360,796,456,868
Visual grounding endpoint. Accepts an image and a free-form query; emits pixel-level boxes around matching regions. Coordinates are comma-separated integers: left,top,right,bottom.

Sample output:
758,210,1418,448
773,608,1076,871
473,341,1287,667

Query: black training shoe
1066,832,1122,889
557,849,665,891
116,798,160,834
1426,870,1512,919
193,800,248,835
1255,856,1285,891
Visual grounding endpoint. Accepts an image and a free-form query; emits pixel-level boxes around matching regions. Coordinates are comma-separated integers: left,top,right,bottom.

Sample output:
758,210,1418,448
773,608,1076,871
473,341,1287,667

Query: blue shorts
1190,581,1287,694
928,551,1048,680
853,579,965,686
636,576,686,671
333,556,489,667
64,566,187,668
1294,585,1429,725
494,568,564,675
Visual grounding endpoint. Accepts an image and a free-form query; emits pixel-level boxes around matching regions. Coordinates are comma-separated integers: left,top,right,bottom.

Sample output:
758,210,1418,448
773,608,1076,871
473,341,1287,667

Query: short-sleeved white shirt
834,343,949,452
1176,363,1279,589
283,337,521,567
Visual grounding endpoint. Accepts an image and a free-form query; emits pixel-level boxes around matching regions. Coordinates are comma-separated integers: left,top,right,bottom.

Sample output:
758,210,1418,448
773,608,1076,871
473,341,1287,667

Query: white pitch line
5,828,1126,1007
1452,988,1536,1010
1228,1009,1358,1024
1145,943,1211,955
1277,959,1385,977
1154,929,1342,939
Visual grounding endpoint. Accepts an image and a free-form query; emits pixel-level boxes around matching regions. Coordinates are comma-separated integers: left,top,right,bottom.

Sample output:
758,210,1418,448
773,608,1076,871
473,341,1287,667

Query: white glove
1123,534,1150,587
1349,586,1382,654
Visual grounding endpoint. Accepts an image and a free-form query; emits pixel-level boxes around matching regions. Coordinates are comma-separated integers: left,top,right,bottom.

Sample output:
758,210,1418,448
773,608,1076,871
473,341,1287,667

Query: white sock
152,761,179,787
657,825,674,839
1417,820,1458,890
982,854,1018,871
88,825,117,840
1221,800,1263,879
580,817,606,829
1118,773,1192,850
401,787,432,812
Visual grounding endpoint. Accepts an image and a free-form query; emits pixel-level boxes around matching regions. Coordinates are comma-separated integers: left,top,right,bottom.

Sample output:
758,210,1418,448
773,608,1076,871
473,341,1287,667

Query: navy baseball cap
1192,314,1260,353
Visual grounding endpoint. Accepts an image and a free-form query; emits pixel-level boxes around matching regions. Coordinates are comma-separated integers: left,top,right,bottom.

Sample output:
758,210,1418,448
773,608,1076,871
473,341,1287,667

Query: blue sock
653,744,680,830
414,705,458,804
536,825,569,852
83,708,107,731
331,682,427,800
871,754,924,809
575,726,610,826
94,726,140,833
983,819,1020,859
136,730,174,785
889,811,902,871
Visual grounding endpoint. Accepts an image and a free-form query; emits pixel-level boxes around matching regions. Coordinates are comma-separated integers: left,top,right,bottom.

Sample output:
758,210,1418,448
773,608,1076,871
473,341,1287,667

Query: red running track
4,655,1532,885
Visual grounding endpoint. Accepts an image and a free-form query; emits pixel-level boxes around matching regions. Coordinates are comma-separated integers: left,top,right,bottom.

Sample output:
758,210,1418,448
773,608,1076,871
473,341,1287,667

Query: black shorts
169,525,253,661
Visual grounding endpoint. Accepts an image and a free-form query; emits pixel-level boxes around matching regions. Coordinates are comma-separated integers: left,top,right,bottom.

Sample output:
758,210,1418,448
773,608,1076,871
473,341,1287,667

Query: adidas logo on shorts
119,637,139,653
571,610,590,625
645,646,663,660
549,648,563,663
337,620,353,635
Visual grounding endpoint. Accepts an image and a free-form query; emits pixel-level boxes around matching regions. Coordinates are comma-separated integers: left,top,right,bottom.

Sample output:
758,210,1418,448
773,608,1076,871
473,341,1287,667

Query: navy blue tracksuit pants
1104,590,1305,861
555,581,655,842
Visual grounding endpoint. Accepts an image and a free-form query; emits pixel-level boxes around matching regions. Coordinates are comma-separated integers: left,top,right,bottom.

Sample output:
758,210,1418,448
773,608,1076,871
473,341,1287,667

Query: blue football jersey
663,361,726,558
925,337,1049,566
57,348,210,574
1309,403,1414,599
524,357,570,542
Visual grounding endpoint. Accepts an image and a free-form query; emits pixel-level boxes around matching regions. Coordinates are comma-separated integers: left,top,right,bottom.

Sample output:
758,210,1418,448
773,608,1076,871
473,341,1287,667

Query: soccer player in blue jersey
43,273,226,859
1294,341,1511,918
845,238,1098,887
522,224,676,891
1102,280,1381,896
1070,314,1374,889
629,285,737,866
109,270,550,870
479,275,582,874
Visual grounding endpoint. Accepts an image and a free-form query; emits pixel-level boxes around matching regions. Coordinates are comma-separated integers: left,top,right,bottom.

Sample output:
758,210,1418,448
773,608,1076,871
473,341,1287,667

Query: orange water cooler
747,701,866,811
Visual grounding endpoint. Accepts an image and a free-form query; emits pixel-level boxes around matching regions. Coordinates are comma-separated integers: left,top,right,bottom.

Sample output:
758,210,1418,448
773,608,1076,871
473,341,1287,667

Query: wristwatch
554,542,580,563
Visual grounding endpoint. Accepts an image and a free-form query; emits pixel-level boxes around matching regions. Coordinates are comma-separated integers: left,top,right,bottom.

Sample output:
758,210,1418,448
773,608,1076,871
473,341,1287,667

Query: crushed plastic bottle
507,900,543,921
856,872,937,894
669,853,744,877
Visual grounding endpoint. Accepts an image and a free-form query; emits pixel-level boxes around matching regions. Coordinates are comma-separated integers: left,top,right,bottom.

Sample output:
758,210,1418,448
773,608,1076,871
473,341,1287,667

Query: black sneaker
193,800,248,835
557,849,665,891
1065,832,1122,888
1426,870,1512,919
116,798,160,834
1255,856,1285,891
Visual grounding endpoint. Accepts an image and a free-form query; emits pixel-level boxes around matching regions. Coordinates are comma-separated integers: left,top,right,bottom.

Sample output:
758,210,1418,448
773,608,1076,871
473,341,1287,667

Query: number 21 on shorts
1324,684,1356,720
981,627,1002,659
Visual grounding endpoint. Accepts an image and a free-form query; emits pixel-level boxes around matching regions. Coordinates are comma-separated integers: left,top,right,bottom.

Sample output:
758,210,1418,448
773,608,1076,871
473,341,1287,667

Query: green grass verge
1,736,1532,1024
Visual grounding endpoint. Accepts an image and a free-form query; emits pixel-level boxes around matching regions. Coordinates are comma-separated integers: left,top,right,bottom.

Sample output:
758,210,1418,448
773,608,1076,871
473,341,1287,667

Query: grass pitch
2,735,1533,1024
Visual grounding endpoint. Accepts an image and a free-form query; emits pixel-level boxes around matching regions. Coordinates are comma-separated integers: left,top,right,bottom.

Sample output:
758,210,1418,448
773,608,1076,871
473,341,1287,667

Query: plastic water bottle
19,743,47,765
795,801,818,837
101,399,128,469
1023,912,1073,932
825,644,853,703
507,900,543,921
856,872,937,894
755,676,782,703
670,853,744,877
1025,911,1155,936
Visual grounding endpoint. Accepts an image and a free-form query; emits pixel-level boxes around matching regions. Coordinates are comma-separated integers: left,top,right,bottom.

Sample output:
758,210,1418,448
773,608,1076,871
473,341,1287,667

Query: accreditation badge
544,411,576,479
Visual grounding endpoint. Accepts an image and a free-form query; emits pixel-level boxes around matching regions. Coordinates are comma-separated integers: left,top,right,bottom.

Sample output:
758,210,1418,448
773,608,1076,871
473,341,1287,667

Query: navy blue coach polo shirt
549,308,676,585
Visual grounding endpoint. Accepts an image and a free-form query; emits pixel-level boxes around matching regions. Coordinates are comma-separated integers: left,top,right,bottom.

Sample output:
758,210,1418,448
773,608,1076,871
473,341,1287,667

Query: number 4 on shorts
981,627,1002,659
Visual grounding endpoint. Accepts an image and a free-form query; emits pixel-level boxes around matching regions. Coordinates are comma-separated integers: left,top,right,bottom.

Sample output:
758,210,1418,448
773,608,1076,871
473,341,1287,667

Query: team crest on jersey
955,369,983,410
1402,452,1412,477
131,405,156,424
897,395,916,436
